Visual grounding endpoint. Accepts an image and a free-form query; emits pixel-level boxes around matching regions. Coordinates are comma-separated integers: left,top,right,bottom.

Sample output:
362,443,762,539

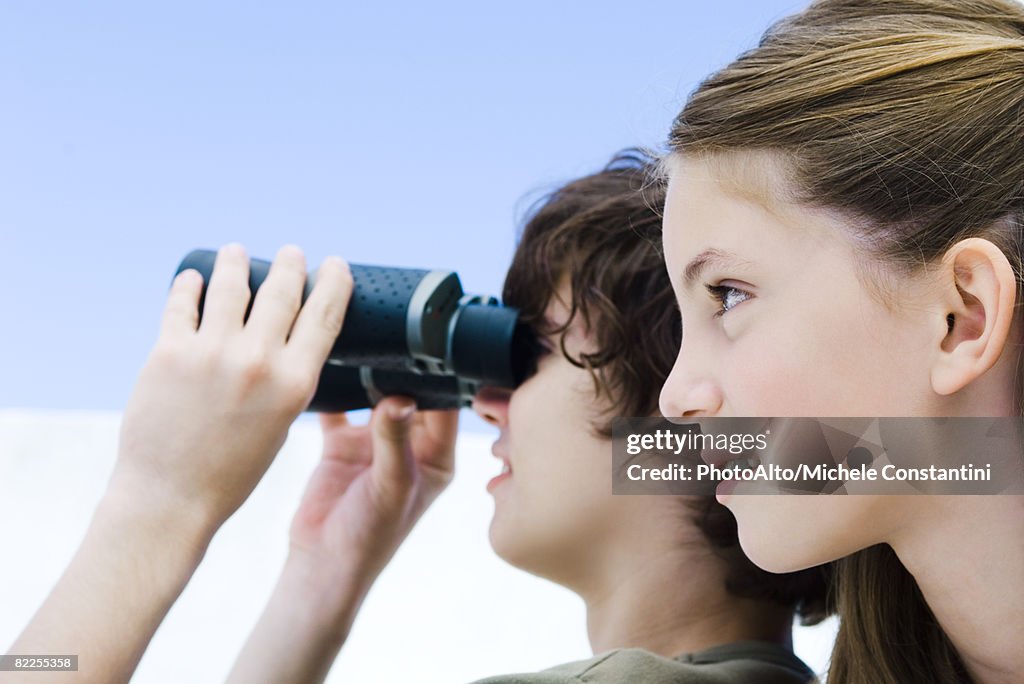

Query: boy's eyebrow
683,248,750,287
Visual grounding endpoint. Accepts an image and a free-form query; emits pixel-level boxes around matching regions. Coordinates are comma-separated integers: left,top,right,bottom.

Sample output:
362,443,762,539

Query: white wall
0,410,837,682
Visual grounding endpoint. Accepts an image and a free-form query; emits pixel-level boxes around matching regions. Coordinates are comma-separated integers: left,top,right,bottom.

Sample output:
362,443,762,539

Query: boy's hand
222,399,458,684
110,242,354,535
289,399,459,586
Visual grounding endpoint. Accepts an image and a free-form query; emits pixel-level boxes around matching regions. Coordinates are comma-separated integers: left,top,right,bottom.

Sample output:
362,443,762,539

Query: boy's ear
931,238,1017,396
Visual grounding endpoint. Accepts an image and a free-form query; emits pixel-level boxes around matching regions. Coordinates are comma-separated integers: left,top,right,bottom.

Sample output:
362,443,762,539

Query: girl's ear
931,238,1017,395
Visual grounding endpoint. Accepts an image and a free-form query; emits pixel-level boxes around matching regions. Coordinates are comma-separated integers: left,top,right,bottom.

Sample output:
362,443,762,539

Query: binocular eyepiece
174,249,539,412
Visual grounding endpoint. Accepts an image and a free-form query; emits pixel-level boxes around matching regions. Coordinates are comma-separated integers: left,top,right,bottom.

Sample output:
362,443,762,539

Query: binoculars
174,250,539,412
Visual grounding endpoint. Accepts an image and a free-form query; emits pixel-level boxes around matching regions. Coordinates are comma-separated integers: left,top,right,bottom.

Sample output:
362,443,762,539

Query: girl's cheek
723,349,792,415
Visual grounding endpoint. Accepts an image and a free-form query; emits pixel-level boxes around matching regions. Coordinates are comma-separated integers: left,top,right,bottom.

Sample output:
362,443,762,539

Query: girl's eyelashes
705,283,752,317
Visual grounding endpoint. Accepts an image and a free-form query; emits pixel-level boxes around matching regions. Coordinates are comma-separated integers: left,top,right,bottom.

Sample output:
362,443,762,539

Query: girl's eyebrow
683,248,751,288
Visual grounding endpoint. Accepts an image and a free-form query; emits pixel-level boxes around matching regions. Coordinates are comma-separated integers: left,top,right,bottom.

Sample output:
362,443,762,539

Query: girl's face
658,153,948,571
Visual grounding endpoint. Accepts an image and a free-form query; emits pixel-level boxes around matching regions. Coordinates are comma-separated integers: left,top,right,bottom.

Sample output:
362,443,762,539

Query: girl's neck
893,496,1024,684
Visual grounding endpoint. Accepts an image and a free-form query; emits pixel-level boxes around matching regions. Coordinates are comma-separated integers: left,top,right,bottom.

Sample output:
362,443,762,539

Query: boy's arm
1,244,353,684
0,486,214,684
226,402,458,684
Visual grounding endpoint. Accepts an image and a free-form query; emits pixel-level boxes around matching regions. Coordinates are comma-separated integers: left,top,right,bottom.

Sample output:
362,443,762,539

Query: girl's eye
706,284,752,317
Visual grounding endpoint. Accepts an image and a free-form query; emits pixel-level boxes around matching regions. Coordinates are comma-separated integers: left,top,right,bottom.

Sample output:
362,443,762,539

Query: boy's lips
491,440,512,469
488,440,512,492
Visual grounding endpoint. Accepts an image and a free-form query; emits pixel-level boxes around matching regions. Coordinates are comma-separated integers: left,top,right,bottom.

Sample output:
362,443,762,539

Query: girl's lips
702,446,736,467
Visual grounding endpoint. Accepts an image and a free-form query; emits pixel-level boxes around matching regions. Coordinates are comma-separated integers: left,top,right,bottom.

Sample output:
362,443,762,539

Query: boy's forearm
225,553,369,684
0,488,214,684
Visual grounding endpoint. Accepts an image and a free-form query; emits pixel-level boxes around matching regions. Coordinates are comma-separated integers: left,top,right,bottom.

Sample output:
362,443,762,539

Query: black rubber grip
174,249,432,368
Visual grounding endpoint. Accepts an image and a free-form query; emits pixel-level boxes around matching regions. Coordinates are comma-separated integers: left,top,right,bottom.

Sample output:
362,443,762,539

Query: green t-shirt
470,641,817,684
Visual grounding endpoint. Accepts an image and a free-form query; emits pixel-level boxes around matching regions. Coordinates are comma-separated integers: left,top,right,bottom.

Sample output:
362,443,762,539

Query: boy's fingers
369,397,417,498
416,410,459,475
319,412,350,430
246,245,307,344
159,269,204,341
286,257,353,375
200,243,252,338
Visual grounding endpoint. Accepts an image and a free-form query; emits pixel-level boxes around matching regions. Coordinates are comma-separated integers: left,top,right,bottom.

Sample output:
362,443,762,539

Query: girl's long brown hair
666,1,1024,682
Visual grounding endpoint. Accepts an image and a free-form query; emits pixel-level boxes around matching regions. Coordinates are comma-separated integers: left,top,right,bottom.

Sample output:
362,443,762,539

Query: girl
657,1,1024,682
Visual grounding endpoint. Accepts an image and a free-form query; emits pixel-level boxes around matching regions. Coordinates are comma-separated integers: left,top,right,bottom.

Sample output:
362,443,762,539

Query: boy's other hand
110,243,354,537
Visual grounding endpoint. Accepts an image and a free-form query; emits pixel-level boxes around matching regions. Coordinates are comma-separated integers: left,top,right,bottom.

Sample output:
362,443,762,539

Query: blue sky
1,1,805,424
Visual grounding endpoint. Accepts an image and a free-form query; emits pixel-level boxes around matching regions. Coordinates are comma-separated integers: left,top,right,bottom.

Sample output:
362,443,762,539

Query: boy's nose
472,386,512,427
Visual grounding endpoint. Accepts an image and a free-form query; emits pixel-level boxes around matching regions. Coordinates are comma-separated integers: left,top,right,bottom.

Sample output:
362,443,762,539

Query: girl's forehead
663,170,791,261
665,150,798,218
664,154,863,270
